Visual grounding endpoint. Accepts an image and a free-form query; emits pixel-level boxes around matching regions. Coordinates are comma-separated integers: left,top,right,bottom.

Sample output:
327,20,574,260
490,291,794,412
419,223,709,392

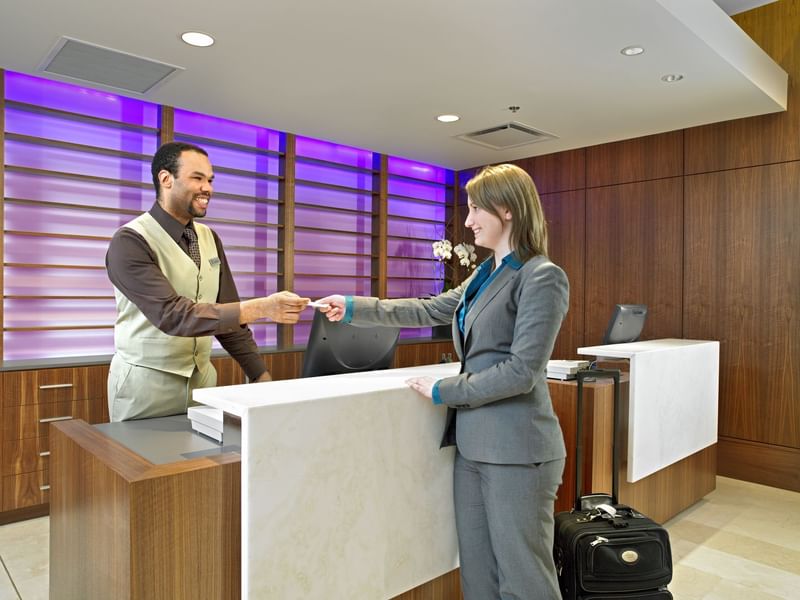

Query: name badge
208,257,221,267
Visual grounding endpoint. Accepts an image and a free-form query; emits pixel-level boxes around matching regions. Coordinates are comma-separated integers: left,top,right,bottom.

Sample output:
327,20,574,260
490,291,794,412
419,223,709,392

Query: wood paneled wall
467,0,800,492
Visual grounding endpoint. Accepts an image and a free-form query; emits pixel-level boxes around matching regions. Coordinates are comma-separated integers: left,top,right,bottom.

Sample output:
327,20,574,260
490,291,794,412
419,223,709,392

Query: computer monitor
602,304,647,345
301,309,400,378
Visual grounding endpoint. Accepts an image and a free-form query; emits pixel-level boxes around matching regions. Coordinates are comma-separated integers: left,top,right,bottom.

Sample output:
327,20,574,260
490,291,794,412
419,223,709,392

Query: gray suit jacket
350,254,568,465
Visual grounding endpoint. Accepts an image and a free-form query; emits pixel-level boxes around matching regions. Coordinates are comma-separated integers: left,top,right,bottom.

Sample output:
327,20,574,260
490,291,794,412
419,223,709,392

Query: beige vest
113,212,220,378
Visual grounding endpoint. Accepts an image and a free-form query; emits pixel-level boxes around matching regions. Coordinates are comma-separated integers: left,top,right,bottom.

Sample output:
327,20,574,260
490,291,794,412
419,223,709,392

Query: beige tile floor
0,476,797,599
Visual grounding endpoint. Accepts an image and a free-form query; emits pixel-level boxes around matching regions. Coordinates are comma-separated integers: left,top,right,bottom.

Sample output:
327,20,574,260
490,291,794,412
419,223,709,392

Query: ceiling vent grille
39,37,183,94
456,121,557,150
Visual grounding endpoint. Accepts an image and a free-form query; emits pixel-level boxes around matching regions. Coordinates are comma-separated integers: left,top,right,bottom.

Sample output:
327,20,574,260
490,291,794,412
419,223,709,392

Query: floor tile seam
0,554,21,600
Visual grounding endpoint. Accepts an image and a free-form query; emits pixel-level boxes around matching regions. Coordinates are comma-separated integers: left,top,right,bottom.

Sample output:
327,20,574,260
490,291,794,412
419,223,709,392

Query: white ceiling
0,0,786,171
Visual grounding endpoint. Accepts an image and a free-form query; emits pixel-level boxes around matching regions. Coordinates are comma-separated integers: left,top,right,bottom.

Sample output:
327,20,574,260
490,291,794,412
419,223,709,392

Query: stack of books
546,359,591,380
187,406,224,442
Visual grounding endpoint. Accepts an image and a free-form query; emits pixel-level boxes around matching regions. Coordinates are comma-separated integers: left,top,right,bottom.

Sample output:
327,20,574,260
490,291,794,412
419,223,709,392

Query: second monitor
301,309,400,378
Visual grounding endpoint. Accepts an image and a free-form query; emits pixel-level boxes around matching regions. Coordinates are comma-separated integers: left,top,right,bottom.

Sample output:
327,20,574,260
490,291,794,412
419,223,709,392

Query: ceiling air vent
39,37,183,94
457,121,557,150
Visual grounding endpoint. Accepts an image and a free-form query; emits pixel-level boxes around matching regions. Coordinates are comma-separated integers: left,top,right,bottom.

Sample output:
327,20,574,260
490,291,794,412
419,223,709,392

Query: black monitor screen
602,304,647,345
301,310,400,378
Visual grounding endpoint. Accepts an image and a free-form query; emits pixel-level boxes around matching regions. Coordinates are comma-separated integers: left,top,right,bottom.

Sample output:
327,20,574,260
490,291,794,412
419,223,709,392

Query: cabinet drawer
2,365,108,408
2,469,49,511
2,399,104,440
2,437,49,476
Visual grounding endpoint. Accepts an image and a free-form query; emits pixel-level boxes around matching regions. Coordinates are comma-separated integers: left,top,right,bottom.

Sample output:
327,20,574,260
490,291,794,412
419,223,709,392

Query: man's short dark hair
151,142,209,197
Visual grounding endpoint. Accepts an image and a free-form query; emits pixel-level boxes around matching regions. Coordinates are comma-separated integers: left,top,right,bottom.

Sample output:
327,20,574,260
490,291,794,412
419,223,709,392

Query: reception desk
578,339,720,482
49,360,715,599
194,363,461,600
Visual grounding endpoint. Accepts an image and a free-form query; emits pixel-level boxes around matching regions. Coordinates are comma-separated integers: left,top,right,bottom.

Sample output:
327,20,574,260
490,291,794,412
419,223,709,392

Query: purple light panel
5,71,160,127
295,206,371,235
387,219,441,241
295,137,374,169
206,197,279,225
3,330,115,361
387,179,447,203
208,221,278,249
222,249,278,274
173,109,281,151
5,234,108,267
212,324,277,349
4,298,117,328
387,278,442,298
4,170,153,211
293,276,371,300
211,171,279,199
295,161,373,191
174,135,281,176
293,322,313,346
6,108,159,155
223,273,276,299
388,238,440,260
387,156,451,185
388,258,443,280
5,203,130,238
295,254,371,277
3,267,113,296
400,328,433,340
295,230,371,255
295,184,372,212
388,198,446,222
5,139,150,183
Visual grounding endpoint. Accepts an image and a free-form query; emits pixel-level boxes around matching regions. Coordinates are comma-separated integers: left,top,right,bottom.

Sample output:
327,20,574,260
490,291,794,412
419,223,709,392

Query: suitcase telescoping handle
575,368,621,511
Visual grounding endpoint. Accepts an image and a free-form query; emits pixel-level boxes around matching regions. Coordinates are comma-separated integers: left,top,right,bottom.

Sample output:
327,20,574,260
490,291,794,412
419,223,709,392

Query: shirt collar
149,201,193,243
502,252,523,270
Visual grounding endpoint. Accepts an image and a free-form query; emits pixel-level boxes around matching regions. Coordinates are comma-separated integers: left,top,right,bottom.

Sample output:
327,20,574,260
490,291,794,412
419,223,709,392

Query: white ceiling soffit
0,0,789,170
39,37,183,94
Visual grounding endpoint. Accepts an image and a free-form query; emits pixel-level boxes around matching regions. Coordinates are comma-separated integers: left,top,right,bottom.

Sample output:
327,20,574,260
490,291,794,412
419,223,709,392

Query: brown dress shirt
105,201,267,381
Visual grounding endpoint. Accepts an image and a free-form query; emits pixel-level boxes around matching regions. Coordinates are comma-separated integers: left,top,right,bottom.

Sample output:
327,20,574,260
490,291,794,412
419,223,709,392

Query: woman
319,163,568,600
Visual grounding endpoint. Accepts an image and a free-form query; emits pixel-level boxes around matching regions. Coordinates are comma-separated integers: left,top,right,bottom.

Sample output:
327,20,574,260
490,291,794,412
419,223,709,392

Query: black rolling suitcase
553,369,673,600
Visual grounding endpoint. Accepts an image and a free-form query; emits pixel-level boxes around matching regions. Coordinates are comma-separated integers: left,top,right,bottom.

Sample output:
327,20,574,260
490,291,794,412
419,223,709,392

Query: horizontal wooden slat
6,100,160,133
5,132,151,162
295,154,377,175
173,130,283,157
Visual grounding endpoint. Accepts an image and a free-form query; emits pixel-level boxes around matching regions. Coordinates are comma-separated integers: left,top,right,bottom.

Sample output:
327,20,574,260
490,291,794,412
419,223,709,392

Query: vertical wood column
0,69,5,362
372,154,388,298
278,133,296,347
158,105,174,146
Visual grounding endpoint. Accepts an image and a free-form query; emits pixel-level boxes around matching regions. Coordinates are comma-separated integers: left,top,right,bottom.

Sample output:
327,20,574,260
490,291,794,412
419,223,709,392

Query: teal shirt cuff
343,296,354,323
432,380,443,405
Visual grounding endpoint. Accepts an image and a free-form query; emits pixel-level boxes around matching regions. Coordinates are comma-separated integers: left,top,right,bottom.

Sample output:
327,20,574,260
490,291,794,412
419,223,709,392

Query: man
105,141,309,421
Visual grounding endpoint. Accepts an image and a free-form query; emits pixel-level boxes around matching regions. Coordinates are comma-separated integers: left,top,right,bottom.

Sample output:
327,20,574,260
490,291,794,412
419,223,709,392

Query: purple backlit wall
1,70,453,361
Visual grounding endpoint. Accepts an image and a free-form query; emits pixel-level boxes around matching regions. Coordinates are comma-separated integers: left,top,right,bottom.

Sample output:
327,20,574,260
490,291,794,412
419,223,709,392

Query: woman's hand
405,376,437,400
316,295,346,321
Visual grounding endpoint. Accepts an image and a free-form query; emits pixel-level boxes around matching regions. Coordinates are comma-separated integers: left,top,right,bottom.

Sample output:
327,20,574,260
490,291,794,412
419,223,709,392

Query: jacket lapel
463,266,518,342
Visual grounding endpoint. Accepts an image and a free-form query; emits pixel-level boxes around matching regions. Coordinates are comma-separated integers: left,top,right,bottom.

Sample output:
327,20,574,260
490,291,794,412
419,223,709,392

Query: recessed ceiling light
181,31,215,47
436,114,460,123
661,74,684,83
621,46,645,56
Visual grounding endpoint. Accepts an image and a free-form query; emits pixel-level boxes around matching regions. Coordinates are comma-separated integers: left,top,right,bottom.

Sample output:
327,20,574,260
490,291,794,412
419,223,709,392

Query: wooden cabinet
0,364,108,519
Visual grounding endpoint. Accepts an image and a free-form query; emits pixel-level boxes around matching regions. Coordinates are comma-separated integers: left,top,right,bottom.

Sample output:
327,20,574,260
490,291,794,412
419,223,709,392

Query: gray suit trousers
454,451,565,600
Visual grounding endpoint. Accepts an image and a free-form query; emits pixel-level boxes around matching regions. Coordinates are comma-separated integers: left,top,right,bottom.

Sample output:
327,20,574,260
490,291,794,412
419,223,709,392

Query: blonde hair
464,163,548,261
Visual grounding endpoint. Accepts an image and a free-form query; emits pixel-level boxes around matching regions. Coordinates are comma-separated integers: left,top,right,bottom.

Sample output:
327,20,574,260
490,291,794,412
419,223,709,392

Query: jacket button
199,275,203,281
